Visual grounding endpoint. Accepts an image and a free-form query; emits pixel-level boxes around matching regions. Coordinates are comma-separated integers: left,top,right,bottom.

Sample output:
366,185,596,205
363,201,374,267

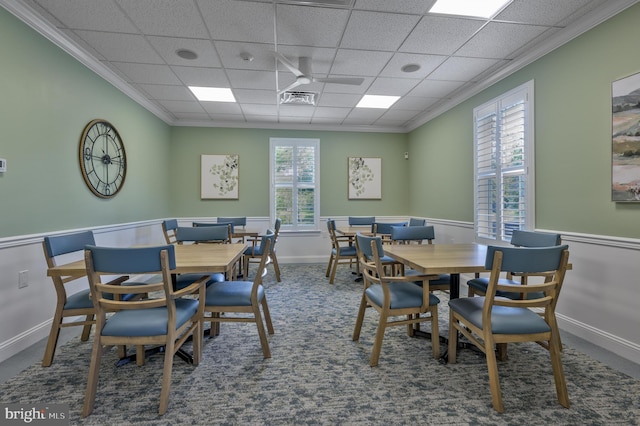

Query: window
270,138,320,231
474,81,534,244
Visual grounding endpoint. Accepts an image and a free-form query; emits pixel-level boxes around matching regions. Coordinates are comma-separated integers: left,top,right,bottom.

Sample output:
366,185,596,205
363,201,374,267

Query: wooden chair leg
447,312,458,364
549,332,570,408
82,338,103,417
254,305,271,358
271,251,281,282
485,335,504,413
261,297,274,335
325,253,334,277
80,315,94,341
430,308,439,359
496,343,508,361
329,254,339,284
159,339,175,415
369,314,387,367
192,321,202,366
42,312,64,367
136,345,145,366
352,293,368,341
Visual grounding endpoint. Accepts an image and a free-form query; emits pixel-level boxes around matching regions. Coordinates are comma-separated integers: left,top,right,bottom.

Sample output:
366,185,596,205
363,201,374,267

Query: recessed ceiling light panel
429,0,511,18
189,86,236,102
356,95,400,109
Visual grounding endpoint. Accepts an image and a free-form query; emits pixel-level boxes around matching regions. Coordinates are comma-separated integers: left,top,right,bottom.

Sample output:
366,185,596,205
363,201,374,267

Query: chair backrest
326,219,339,244
348,216,375,226
390,225,435,244
409,218,426,226
355,233,385,262
256,230,276,255
162,219,179,244
483,245,569,312
272,218,281,248
84,245,187,313
371,221,408,235
43,231,95,262
193,221,235,233
176,226,231,244
510,230,562,247
217,217,246,228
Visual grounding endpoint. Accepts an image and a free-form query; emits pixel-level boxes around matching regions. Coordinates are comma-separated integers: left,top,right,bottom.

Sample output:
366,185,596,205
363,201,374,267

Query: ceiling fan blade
272,52,304,77
313,77,364,85
278,79,303,95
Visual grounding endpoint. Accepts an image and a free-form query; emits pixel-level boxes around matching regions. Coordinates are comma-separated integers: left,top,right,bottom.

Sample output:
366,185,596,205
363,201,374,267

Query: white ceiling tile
496,0,596,26
455,22,550,59
241,104,278,116
331,49,393,76
400,15,485,55
147,37,222,67
116,0,209,38
173,112,211,121
340,11,420,51
393,96,442,110
407,80,466,98
317,93,361,107
37,0,137,32
313,107,351,118
367,77,420,96
276,4,351,47
428,57,502,81
113,63,183,85
136,84,194,101
200,102,243,114
214,41,275,71
233,89,277,105
157,100,206,113
197,0,275,44
75,31,163,64
228,70,277,90
353,0,436,14
171,67,230,87
380,53,447,79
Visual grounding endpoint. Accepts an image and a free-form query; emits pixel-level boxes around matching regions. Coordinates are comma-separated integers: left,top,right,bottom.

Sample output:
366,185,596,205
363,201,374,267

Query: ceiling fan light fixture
280,91,317,106
356,95,400,109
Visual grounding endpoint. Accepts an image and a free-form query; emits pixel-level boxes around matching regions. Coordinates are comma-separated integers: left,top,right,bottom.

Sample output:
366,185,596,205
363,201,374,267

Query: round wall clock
78,119,127,198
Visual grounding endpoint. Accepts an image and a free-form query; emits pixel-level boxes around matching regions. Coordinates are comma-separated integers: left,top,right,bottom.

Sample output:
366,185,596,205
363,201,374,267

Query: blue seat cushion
366,283,440,310
405,270,450,288
448,296,550,334
174,273,224,291
205,281,264,307
333,246,357,256
467,277,545,299
101,298,199,337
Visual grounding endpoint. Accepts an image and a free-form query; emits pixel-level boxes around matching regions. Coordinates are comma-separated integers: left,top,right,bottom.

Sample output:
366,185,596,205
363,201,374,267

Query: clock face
78,119,126,198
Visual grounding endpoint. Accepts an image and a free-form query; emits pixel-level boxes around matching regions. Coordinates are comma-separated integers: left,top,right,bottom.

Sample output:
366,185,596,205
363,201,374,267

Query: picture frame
612,71,640,201
201,154,239,199
348,157,381,199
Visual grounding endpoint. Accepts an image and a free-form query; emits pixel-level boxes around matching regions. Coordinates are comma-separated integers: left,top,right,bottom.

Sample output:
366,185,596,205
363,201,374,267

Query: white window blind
270,138,320,231
474,81,534,244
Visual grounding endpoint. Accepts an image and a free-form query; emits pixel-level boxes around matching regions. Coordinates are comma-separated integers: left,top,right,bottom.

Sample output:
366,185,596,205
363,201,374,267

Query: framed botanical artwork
201,154,239,199
348,157,381,199
612,71,640,201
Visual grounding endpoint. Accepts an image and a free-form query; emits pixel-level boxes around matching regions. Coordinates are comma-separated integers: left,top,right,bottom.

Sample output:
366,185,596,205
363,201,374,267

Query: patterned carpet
1,264,639,425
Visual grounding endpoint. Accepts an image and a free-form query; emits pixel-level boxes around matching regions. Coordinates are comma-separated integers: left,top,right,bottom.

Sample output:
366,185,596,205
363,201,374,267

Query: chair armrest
104,275,130,286
172,276,209,298
383,274,439,283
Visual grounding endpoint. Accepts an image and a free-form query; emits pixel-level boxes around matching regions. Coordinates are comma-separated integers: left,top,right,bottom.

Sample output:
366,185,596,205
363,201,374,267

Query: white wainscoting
1,217,639,366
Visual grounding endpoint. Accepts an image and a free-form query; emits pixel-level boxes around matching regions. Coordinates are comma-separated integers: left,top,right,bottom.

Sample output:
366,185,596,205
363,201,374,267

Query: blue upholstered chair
352,239,440,366
348,216,375,226
193,221,235,233
389,225,450,293
371,221,407,236
204,238,274,358
217,216,247,229
409,217,426,226
448,245,570,412
325,219,358,284
177,225,232,244
355,233,399,275
467,230,562,298
243,230,276,280
41,231,134,367
82,244,206,417
162,219,179,244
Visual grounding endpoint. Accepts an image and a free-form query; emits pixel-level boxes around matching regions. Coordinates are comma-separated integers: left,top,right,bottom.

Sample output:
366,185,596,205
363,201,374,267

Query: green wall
169,127,408,218
408,3,640,239
0,8,172,238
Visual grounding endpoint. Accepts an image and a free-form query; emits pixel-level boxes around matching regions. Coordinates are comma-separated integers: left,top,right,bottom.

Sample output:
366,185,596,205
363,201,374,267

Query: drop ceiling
2,0,637,132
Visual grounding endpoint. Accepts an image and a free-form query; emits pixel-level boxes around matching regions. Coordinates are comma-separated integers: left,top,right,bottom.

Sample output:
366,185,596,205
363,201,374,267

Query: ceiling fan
274,52,364,94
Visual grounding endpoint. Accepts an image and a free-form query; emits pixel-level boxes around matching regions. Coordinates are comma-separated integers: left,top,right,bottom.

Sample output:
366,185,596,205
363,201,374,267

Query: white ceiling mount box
0,158,6,172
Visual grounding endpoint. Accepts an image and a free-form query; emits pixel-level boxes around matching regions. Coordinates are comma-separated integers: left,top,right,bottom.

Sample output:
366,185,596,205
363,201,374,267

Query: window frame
473,80,535,245
269,137,320,232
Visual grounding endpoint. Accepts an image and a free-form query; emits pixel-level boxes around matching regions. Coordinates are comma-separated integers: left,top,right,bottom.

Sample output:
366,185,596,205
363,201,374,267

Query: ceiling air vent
280,91,317,106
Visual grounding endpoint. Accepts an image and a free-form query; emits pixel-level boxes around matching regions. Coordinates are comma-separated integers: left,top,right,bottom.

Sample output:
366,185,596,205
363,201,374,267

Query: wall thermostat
0,158,6,173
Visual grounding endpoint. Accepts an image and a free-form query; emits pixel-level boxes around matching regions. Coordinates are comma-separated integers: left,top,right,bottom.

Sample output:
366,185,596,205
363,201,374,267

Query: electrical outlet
18,270,29,288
